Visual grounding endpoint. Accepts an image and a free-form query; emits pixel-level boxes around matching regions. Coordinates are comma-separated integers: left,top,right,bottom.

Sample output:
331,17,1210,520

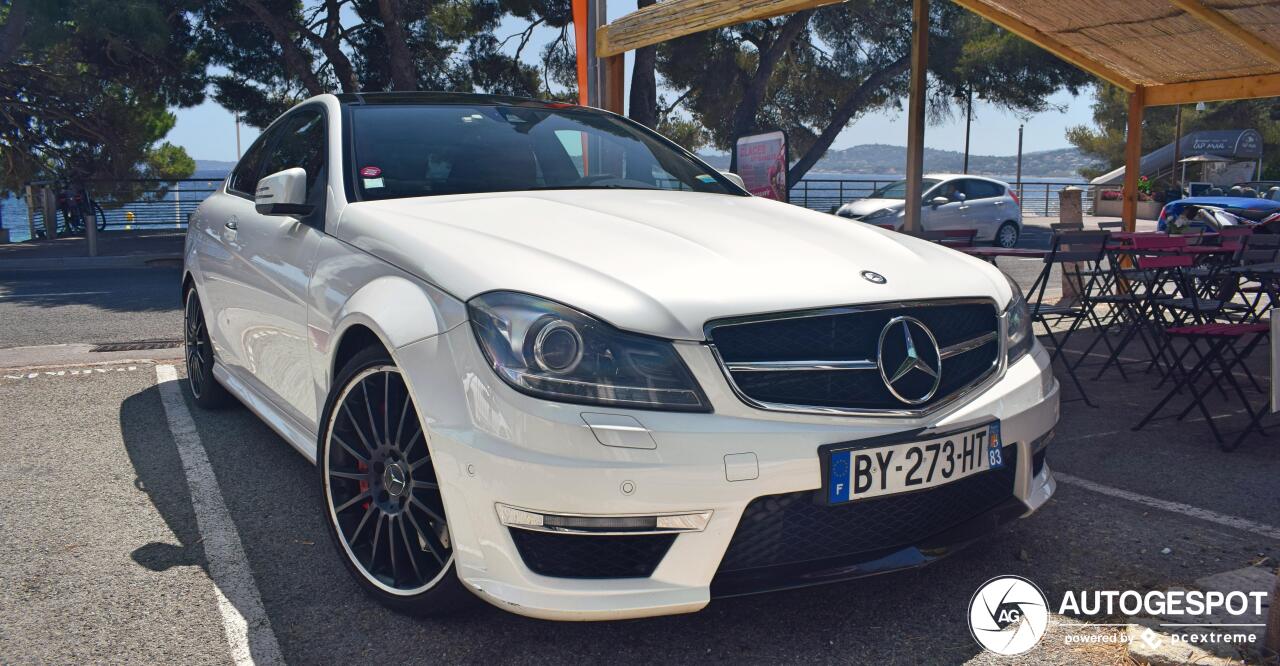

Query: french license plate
825,422,1003,504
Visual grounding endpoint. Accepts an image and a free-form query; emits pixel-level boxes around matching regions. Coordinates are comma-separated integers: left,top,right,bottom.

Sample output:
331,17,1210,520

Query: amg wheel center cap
383,462,407,497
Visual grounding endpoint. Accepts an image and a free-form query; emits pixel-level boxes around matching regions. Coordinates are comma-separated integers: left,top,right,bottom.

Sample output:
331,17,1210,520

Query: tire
319,346,475,616
184,288,235,409
995,221,1020,248
94,202,107,231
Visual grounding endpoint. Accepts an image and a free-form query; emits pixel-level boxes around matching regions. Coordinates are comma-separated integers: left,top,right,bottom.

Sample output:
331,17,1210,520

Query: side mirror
719,171,746,189
255,167,313,216
929,196,950,207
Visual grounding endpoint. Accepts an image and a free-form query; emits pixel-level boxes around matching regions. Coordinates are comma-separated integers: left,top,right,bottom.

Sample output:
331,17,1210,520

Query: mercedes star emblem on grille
861,270,887,284
877,316,943,404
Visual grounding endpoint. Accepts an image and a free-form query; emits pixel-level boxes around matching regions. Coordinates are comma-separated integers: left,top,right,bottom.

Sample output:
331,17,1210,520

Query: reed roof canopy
599,0,1280,105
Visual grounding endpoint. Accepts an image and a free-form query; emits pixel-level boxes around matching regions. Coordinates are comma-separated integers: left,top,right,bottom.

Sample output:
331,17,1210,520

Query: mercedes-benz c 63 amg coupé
181,92,1059,620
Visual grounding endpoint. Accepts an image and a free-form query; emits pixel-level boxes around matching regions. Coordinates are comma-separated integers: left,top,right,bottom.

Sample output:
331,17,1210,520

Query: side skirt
212,362,319,464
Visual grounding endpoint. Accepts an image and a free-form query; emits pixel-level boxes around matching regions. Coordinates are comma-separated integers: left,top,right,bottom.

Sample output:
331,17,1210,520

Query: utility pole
1172,105,1183,195
235,113,242,159
962,87,973,174
1015,123,1024,202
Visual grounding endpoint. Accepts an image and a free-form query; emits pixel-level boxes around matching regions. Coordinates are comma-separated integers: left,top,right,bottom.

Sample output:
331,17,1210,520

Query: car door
922,180,968,231
216,106,329,429
199,125,275,372
958,179,1007,239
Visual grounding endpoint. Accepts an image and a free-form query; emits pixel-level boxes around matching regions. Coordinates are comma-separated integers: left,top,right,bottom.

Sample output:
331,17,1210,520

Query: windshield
869,178,941,200
347,104,739,201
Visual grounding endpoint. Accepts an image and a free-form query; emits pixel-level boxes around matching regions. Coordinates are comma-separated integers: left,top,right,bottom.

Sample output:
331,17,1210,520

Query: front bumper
394,324,1060,621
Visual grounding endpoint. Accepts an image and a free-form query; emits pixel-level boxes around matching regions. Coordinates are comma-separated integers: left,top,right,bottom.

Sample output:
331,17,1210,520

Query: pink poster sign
734,131,788,202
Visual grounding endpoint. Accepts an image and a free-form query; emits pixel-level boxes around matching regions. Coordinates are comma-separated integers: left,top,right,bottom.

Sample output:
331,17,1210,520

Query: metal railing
13,178,225,241
86,178,223,228
788,179,1094,217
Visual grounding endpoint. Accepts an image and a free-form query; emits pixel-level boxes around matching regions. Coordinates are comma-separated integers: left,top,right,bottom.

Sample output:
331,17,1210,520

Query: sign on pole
733,131,789,202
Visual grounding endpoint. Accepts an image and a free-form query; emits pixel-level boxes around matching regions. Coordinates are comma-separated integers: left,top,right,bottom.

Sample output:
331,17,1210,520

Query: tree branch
788,54,912,184
236,0,326,96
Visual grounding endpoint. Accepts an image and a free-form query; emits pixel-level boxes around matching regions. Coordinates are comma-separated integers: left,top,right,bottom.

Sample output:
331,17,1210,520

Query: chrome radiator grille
707,300,1001,415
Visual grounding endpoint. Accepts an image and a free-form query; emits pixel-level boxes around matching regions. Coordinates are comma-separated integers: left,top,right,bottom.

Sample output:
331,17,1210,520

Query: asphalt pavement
0,266,181,349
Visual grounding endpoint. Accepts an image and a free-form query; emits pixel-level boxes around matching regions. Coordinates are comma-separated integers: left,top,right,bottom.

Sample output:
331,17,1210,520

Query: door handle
225,219,238,230
993,200,1005,205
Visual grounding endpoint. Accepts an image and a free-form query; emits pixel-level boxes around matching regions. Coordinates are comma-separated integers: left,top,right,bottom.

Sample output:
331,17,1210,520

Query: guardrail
14,178,224,240
87,178,223,228
788,179,1094,217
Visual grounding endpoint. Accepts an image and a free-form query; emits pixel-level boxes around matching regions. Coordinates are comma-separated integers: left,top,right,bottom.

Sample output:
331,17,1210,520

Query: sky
166,3,1098,163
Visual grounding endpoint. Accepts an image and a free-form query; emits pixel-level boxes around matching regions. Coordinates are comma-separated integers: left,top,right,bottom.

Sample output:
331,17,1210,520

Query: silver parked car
835,174,1023,248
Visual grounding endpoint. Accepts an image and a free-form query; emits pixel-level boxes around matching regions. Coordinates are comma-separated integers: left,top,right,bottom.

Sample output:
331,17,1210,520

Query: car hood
838,198,905,217
337,190,1011,340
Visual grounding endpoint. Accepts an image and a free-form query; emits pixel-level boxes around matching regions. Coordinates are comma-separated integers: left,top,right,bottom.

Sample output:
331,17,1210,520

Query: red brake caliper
357,461,370,510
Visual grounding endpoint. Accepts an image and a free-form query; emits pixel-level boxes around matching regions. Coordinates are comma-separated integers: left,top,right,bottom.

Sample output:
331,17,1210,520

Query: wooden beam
949,0,1137,91
597,0,839,57
1144,73,1280,106
1121,86,1145,233
902,0,928,235
1168,0,1280,68
602,54,626,114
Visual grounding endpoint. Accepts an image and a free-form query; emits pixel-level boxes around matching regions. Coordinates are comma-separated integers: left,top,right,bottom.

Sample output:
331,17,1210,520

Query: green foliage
199,0,558,129
0,0,204,193
1066,84,1280,181
143,141,197,180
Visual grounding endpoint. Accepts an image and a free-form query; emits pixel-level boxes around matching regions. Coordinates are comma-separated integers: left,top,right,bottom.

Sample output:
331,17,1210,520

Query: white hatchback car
182,92,1059,621
835,175,1024,248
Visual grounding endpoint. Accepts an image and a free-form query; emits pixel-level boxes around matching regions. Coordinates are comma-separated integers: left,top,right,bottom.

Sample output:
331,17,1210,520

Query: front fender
308,235,468,416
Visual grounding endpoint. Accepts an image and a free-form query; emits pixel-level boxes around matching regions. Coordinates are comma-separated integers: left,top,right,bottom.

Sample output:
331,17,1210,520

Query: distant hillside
193,160,236,178
699,144,1099,178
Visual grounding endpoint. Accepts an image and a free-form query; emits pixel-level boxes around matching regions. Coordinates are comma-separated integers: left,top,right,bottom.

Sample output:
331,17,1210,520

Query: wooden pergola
575,0,1280,232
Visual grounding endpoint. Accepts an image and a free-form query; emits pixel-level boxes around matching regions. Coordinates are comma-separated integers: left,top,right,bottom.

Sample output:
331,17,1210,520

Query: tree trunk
376,0,418,91
787,54,911,184
0,0,30,66
627,0,659,128
728,10,812,172
239,0,326,96
304,0,359,93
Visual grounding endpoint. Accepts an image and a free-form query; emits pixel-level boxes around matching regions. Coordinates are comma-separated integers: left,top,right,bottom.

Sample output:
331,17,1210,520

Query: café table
956,247,1048,266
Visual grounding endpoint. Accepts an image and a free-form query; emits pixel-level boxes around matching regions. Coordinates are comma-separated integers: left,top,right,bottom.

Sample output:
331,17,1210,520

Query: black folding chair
1023,230,1111,406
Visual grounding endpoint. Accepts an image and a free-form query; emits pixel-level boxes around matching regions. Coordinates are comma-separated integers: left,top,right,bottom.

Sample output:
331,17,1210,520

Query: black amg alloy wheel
184,288,233,408
320,347,473,614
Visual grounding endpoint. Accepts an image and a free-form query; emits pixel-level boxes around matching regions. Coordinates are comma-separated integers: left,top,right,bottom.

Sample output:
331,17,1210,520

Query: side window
963,179,1003,200
258,109,327,197
934,181,964,201
227,134,271,197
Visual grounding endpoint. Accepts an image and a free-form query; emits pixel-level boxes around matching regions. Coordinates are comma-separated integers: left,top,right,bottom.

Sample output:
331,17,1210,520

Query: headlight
468,291,710,412
1003,274,1034,363
863,207,897,221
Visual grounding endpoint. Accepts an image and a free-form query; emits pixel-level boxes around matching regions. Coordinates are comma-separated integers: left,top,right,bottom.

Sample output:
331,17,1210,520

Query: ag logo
967,575,1049,655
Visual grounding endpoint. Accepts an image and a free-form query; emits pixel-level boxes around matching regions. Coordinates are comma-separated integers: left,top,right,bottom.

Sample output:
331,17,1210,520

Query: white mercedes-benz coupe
182,92,1059,621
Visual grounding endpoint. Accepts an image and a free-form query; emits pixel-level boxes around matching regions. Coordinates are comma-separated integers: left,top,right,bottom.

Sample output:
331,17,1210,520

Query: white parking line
1055,472,1280,541
155,365,284,666
3,365,142,380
